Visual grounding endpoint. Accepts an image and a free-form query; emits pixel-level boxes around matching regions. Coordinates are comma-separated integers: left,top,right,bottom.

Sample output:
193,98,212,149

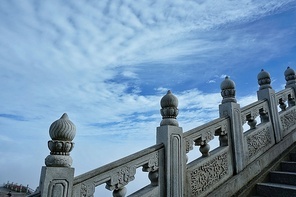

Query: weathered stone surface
31,67,296,197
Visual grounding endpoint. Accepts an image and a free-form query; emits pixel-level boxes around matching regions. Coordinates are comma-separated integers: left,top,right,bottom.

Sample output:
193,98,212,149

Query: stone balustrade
72,143,164,197
29,67,296,197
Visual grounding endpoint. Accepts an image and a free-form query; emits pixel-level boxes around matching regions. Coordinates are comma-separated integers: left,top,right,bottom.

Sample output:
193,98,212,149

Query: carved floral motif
247,127,271,158
80,183,87,197
280,108,296,132
143,152,159,172
195,131,214,146
106,166,136,190
204,130,214,143
190,152,228,196
185,138,194,153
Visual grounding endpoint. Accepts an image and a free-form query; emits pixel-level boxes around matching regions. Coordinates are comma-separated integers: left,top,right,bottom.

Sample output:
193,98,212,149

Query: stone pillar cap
49,113,76,141
220,76,237,103
257,69,272,90
220,76,235,90
160,90,179,126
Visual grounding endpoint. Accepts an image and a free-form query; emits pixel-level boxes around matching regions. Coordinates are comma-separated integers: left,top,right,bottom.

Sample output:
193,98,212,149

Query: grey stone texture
30,67,296,197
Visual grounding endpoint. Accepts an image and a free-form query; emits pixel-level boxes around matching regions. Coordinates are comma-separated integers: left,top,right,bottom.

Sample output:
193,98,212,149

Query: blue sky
1,0,296,195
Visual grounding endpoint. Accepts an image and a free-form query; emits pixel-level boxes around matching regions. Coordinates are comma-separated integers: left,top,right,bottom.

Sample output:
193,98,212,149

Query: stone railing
72,143,164,196
29,67,296,197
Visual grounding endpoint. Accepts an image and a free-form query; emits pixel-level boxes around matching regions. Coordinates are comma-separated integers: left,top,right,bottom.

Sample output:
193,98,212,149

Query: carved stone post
285,67,296,89
257,69,282,143
156,90,185,197
285,67,296,107
219,76,246,173
38,113,76,197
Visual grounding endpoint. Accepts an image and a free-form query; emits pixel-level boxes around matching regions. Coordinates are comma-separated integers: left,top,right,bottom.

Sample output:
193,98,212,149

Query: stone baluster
288,94,296,107
38,113,76,197
259,108,269,123
113,187,127,197
156,90,185,197
257,69,283,142
247,114,257,129
142,153,159,187
198,142,210,157
285,67,296,107
219,134,228,147
279,98,287,111
194,135,213,157
219,76,246,173
148,171,159,186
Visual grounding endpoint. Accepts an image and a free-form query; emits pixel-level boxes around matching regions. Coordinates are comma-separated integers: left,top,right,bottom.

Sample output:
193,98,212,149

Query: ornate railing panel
183,117,232,196
241,100,275,165
72,144,164,197
244,122,274,164
183,117,230,158
32,67,296,197
279,106,296,137
276,87,295,112
241,100,269,131
186,146,232,197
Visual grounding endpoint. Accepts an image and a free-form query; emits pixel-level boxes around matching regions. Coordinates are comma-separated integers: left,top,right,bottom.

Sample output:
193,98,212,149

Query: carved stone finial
257,69,272,90
220,76,237,103
285,66,296,86
45,113,76,167
160,90,179,126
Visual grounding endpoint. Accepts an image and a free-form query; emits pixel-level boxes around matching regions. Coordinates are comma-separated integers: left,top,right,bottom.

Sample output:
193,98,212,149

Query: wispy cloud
0,114,27,121
0,134,13,142
1,0,296,194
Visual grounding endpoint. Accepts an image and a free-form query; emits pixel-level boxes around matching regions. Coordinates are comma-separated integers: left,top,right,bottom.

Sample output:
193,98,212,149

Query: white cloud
0,0,296,195
220,74,228,79
0,134,13,142
238,95,258,107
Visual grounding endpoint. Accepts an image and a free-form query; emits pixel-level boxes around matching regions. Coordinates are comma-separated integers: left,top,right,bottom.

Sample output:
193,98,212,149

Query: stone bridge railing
29,67,296,197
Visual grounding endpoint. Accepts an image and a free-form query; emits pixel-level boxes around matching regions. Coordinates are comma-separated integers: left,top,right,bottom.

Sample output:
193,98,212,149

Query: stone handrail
275,87,295,112
183,116,230,156
277,87,296,138
183,117,232,196
72,143,164,196
31,67,296,197
241,99,269,128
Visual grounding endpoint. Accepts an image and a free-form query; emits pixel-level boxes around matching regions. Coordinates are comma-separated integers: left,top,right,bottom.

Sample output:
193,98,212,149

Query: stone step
257,182,296,197
290,152,296,162
269,171,296,186
281,161,296,172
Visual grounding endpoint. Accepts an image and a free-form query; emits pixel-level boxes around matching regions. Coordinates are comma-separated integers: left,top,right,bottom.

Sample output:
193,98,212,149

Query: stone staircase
255,152,296,197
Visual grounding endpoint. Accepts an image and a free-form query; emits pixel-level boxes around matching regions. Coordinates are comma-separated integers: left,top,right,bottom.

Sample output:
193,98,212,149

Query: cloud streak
1,0,296,195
